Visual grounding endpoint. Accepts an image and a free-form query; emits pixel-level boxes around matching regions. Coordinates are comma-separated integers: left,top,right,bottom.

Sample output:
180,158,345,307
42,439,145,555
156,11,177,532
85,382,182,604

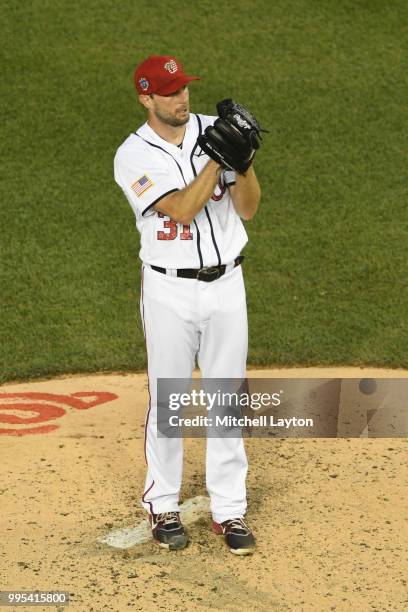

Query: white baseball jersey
114,114,248,268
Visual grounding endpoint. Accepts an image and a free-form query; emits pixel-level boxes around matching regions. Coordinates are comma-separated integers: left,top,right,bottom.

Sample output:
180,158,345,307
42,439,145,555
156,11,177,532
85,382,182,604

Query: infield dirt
1,368,407,611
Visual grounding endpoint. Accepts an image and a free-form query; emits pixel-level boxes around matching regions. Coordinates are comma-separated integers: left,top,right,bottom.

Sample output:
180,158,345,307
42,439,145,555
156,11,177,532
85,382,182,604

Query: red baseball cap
134,55,200,96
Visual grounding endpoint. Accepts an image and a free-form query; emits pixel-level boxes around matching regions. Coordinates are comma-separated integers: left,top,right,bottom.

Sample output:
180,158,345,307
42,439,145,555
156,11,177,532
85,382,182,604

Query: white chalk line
97,495,211,549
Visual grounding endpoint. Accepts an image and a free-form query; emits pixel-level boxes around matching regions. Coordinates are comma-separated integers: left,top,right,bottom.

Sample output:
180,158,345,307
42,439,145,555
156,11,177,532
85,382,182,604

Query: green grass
1,0,407,382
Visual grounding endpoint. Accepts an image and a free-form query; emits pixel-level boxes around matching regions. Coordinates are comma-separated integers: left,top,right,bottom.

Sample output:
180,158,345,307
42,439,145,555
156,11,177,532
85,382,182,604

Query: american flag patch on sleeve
131,174,154,197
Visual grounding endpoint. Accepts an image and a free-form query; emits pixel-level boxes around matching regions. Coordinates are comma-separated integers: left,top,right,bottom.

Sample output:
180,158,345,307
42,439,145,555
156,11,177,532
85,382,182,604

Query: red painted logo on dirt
0,392,118,436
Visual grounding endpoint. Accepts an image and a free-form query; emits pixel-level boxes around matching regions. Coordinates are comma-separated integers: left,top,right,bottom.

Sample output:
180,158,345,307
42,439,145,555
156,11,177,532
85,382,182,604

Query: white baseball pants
140,263,249,523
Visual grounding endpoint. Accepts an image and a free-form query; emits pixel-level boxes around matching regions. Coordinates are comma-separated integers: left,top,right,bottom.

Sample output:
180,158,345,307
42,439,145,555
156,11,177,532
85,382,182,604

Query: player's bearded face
151,87,190,127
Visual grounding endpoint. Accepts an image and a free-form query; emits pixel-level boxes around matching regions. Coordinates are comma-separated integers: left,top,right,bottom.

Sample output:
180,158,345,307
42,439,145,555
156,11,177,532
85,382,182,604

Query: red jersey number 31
157,213,192,240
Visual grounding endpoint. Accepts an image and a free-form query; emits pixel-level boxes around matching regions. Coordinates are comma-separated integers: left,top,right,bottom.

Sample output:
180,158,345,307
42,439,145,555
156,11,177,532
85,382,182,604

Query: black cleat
212,517,255,555
149,511,188,550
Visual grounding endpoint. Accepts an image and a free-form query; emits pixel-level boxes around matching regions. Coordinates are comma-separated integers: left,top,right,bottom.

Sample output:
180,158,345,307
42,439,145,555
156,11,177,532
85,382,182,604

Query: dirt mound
1,369,407,611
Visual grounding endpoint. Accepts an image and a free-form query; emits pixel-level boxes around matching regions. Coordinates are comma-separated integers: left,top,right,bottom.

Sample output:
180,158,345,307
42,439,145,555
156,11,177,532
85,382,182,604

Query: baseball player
114,55,264,555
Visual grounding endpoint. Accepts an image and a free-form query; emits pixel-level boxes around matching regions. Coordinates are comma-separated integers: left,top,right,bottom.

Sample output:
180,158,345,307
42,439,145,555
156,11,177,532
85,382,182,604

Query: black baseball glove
197,99,267,175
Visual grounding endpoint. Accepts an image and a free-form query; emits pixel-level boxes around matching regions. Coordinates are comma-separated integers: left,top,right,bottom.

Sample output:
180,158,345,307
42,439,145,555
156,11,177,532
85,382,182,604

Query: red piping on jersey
140,265,155,515
141,479,155,516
